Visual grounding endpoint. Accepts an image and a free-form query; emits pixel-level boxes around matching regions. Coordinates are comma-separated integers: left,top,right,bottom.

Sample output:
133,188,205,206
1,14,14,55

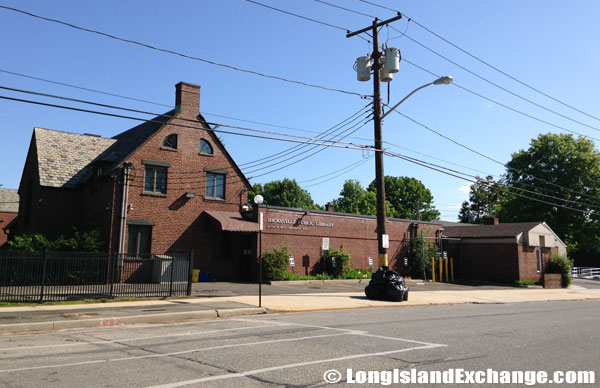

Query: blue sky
1,0,599,221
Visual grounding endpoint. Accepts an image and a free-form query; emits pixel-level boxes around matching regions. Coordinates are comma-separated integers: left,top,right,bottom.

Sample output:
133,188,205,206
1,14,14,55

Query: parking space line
146,343,447,388
0,323,295,352
0,332,350,373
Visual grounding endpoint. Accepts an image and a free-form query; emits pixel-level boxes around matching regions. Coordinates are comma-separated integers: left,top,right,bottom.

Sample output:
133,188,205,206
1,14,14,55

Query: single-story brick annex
5,81,567,283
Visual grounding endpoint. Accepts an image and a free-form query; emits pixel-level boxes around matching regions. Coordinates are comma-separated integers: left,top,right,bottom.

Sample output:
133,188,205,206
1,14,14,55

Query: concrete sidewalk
1,283,599,333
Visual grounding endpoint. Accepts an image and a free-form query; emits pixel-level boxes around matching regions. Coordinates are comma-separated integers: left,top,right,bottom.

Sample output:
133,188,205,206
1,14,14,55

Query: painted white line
0,332,350,373
0,323,295,352
232,317,437,346
146,343,447,388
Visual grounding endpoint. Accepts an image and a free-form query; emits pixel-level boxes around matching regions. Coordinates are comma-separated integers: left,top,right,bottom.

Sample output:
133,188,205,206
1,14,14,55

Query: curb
270,279,371,286
0,307,268,334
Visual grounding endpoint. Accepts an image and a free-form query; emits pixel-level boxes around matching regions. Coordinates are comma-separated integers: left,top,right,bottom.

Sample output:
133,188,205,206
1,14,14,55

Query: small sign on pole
322,237,330,251
382,234,389,249
331,257,336,268
443,251,448,259
259,213,263,231
403,257,408,266
368,257,373,267
288,256,295,267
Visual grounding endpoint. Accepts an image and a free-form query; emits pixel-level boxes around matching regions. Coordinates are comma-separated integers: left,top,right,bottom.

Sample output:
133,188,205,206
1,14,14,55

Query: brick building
15,82,257,281
442,218,567,283
11,81,567,283
0,189,19,247
257,205,440,274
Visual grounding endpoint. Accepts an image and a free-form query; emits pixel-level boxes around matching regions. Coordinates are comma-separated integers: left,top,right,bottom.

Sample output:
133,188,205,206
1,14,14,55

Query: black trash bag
364,267,409,302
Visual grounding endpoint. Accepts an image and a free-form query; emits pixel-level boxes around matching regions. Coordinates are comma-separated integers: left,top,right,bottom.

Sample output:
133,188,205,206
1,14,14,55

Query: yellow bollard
445,257,449,282
450,258,454,282
439,257,442,283
431,257,435,282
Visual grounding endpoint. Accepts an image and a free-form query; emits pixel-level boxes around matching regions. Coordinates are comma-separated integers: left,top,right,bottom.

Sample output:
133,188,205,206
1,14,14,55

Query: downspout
118,162,132,255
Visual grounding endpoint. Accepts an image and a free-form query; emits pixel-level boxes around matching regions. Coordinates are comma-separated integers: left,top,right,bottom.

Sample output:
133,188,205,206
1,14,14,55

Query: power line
0,94,375,152
394,110,600,206
402,58,600,142
240,1,600,141
1,68,377,141
356,0,600,124
395,28,600,134
385,151,598,216
0,5,367,98
247,0,347,31
300,154,373,184
239,104,371,168
0,86,371,149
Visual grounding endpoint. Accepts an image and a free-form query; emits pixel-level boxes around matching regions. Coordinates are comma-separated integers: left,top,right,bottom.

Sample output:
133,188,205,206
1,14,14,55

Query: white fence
571,267,600,277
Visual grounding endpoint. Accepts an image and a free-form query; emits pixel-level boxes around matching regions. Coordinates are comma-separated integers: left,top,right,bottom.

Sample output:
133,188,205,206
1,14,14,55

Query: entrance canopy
204,210,259,232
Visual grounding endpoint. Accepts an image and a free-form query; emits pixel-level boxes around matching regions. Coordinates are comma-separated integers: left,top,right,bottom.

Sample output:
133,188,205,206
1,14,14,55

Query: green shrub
7,228,104,252
261,244,289,281
342,269,372,279
512,280,539,286
322,246,350,278
545,253,573,287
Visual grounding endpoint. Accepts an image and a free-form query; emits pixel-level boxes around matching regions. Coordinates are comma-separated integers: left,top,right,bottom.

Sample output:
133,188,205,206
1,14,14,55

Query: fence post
169,253,175,297
431,257,435,283
39,251,48,303
450,258,454,282
187,251,194,296
109,253,117,299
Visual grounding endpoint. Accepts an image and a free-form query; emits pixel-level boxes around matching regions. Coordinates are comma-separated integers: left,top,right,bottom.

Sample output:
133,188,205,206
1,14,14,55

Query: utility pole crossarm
346,14,402,38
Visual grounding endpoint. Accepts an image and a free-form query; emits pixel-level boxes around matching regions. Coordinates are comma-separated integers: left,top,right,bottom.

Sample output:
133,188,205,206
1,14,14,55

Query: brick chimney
175,82,201,115
483,217,499,225
325,202,334,212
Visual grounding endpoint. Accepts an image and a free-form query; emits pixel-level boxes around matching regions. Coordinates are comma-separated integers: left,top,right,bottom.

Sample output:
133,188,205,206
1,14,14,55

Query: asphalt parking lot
190,279,511,298
1,300,598,387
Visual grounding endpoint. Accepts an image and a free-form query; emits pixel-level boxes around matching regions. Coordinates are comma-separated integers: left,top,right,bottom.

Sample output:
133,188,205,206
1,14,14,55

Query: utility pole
347,14,401,268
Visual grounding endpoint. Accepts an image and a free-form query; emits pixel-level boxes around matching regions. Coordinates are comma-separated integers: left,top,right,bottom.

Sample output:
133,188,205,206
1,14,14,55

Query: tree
332,180,377,215
497,133,600,264
332,180,397,217
248,179,321,210
458,175,503,223
368,176,440,221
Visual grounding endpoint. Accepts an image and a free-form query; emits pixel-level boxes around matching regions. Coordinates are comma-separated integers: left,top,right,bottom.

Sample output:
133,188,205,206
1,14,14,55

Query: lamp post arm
381,82,433,119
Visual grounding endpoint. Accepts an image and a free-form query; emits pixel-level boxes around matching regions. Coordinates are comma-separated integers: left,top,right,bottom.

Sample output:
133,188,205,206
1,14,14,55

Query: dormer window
162,134,178,150
200,139,213,155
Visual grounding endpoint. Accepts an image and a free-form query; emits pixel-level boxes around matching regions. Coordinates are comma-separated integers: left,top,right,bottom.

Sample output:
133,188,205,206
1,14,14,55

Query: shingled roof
443,222,542,238
34,128,116,188
0,189,19,213
33,109,177,189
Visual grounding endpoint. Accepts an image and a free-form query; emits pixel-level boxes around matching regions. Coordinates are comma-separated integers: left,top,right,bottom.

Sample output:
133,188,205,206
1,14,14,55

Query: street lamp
254,194,264,307
381,76,453,119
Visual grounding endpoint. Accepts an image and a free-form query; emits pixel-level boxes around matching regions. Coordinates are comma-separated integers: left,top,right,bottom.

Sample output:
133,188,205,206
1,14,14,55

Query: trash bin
199,272,210,282
192,269,201,283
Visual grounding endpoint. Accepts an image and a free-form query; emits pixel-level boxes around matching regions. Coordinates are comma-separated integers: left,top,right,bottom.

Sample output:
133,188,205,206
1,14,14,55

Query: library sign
267,217,334,231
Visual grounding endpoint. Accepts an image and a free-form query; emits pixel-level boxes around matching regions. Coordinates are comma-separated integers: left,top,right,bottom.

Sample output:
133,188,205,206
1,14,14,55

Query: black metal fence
0,251,193,302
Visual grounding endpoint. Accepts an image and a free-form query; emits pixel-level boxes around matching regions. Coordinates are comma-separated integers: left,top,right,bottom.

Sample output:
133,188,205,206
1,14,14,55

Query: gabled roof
0,189,19,213
443,222,542,238
34,128,116,188
100,110,176,171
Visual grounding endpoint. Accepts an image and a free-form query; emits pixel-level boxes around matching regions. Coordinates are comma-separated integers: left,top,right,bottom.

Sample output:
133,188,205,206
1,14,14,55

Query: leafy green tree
332,180,397,217
249,179,321,210
368,176,440,221
332,180,377,215
458,176,503,223
497,133,600,264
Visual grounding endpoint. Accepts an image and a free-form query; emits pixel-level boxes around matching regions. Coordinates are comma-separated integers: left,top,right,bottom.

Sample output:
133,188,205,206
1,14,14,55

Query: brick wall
445,240,520,282
260,207,440,274
518,244,555,282
0,212,17,246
